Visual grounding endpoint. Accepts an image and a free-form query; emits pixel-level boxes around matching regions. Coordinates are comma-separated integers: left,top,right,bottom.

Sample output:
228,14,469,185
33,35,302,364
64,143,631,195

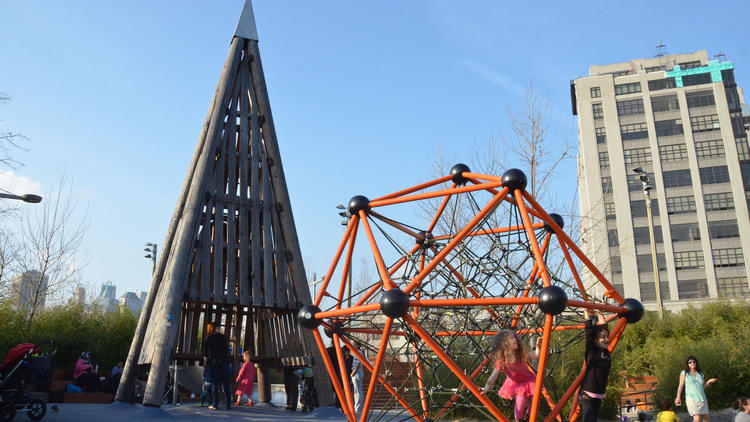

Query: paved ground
31,402,348,422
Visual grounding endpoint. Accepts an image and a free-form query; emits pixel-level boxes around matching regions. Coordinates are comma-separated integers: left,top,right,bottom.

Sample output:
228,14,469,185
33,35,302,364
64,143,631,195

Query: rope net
301,166,640,422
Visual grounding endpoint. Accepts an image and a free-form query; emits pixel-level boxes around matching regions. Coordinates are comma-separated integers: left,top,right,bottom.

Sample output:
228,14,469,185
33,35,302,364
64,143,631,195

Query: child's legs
514,393,527,421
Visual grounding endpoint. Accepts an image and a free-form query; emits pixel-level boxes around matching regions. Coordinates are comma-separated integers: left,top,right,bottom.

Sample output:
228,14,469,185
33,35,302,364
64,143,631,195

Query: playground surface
36,403,348,422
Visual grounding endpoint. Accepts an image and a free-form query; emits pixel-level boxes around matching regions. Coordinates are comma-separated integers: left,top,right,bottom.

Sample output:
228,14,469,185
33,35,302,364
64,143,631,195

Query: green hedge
0,301,137,374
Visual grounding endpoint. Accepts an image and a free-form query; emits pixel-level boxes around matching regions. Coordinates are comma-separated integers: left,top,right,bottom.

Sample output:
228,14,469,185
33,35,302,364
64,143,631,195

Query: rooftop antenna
713,51,726,61
655,37,666,57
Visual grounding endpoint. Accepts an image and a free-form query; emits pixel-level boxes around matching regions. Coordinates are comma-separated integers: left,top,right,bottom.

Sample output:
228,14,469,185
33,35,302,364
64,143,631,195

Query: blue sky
1,1,747,298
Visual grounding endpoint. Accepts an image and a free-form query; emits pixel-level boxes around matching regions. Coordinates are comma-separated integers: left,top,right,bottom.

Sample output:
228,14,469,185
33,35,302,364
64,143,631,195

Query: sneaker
208,405,218,410
246,401,253,407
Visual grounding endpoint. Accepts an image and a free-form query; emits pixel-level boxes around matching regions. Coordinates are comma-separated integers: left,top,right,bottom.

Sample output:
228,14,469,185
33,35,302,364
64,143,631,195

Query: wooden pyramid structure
116,1,334,407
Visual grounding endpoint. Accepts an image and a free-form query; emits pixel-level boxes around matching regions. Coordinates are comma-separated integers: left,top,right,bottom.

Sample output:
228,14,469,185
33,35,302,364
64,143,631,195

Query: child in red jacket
235,351,256,406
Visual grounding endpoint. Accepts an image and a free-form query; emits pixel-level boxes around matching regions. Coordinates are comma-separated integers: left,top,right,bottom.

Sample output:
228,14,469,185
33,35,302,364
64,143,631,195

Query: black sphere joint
619,298,644,323
538,286,568,315
416,231,434,247
501,168,528,191
450,163,471,185
297,304,322,329
323,321,342,338
380,289,410,318
544,213,565,233
348,195,370,215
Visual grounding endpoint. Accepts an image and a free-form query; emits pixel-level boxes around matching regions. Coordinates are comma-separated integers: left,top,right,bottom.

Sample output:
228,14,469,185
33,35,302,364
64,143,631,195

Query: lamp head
632,167,644,174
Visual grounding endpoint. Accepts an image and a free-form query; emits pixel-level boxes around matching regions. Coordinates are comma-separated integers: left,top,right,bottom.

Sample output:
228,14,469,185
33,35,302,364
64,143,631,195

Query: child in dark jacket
580,309,612,422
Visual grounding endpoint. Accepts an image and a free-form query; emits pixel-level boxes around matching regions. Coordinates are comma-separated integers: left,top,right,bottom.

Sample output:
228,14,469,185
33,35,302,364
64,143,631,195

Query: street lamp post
337,204,353,309
0,192,43,203
633,167,664,320
144,243,157,274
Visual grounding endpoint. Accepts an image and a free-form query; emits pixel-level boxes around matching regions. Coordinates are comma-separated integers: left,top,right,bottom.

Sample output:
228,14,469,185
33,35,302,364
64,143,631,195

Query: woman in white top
675,356,717,422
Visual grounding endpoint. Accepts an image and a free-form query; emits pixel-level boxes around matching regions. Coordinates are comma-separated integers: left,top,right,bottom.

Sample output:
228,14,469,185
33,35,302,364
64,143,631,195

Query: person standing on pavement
350,348,364,418
675,356,717,422
203,322,232,410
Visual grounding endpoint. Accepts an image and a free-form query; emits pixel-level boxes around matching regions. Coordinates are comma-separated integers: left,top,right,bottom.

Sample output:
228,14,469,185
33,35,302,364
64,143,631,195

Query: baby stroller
0,340,58,422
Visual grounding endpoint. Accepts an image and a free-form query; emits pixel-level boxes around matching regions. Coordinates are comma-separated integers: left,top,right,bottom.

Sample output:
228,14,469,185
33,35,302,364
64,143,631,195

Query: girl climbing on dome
580,308,612,422
480,329,543,422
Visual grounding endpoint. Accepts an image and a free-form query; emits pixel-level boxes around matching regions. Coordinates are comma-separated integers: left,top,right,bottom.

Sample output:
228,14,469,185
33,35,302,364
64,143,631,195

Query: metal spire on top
234,0,258,41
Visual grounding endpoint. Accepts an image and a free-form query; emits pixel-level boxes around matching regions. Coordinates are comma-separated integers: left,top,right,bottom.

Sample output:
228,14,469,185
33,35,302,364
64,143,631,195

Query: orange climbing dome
298,164,644,422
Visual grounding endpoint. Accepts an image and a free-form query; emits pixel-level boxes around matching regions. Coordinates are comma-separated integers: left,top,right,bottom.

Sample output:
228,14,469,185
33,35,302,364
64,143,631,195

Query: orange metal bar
567,300,626,314
369,180,504,208
336,221,360,309
338,336,424,422
359,210,397,291
427,183,456,233
315,303,380,319
514,189,552,288
403,314,510,422
522,191,625,304
370,210,423,240
511,264,540,329
409,297,538,307
431,222,545,241
312,329,356,422
414,255,429,416
529,314,554,422
354,244,421,307
433,356,492,420
558,235,589,301
360,317,394,422
315,216,359,306
403,187,510,295
333,333,355,418
462,172,504,182
373,175,453,202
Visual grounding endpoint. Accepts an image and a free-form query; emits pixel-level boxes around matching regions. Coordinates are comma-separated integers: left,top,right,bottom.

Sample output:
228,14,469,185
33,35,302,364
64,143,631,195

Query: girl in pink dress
480,330,542,422
234,351,256,406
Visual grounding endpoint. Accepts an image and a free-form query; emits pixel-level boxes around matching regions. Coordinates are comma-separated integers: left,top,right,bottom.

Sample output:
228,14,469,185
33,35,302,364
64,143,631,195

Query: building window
596,127,607,144
666,195,696,214
686,90,715,108
708,220,740,239
695,139,725,159
704,192,734,211
730,111,745,136
624,147,652,166
678,61,702,70
599,151,610,168
670,223,701,242
610,255,622,274
633,226,663,245
677,279,709,299
717,277,750,297
590,87,601,98
605,202,616,220
615,82,642,95
648,78,677,91
690,114,721,133
611,70,632,77
659,144,688,161
682,73,712,87
726,87,741,111
630,199,660,218
608,229,619,247
602,177,613,194
651,95,680,112
663,169,693,188
736,137,750,161
637,253,667,272
617,98,645,116
713,248,744,268
592,103,603,119
699,166,730,184
640,281,671,302
655,119,684,137
620,122,649,140
645,65,666,73
674,251,704,270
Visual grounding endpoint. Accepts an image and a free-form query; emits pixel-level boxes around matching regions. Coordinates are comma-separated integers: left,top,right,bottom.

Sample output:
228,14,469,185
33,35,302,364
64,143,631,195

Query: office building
572,50,750,311
13,270,48,316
